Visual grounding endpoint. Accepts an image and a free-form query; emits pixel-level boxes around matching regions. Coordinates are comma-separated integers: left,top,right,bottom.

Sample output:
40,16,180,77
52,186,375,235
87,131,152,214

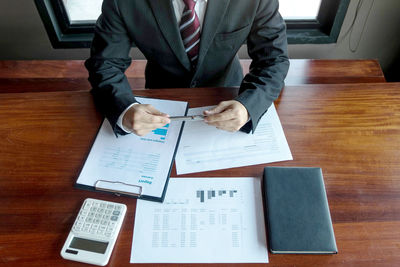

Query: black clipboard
74,97,188,202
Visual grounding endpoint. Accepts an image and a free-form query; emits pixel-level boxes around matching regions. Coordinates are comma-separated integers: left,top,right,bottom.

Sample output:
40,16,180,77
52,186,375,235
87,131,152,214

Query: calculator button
115,206,122,211
112,210,120,216
98,208,105,214
100,203,106,208
83,203,91,210
85,217,93,223
101,220,108,226
107,204,114,209
90,207,97,212
103,215,110,220
111,216,118,221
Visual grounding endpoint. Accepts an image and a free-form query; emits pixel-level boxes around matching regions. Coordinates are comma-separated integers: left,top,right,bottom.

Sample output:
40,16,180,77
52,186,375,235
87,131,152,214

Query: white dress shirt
117,0,208,133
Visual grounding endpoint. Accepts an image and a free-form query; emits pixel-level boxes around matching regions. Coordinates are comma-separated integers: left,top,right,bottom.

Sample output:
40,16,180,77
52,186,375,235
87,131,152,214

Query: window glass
62,0,102,24
62,0,322,25
279,0,322,20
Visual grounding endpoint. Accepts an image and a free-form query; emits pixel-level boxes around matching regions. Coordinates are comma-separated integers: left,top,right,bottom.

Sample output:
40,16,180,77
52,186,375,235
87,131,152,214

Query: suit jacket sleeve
235,0,289,133
85,0,136,136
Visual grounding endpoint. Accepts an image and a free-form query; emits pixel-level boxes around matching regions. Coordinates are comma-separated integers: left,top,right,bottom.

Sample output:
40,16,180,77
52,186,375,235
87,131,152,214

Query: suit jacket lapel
196,0,230,70
148,0,191,71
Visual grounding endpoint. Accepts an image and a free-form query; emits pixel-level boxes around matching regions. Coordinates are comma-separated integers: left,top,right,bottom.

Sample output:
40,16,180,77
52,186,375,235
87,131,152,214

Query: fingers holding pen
203,100,249,132
123,104,171,136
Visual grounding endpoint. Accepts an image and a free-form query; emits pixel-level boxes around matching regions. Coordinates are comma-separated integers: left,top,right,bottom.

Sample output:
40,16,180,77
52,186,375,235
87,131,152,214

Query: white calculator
61,198,127,266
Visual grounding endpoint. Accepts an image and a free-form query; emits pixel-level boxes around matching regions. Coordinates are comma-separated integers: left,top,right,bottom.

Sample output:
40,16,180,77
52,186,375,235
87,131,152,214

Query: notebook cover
263,167,338,254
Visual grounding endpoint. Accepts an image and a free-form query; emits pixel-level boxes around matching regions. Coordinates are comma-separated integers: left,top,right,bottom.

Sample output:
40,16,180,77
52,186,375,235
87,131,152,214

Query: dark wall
386,51,400,82
0,0,89,59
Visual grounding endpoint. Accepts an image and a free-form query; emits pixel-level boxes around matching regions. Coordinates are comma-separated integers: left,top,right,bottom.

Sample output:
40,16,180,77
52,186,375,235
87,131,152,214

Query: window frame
34,0,351,48
285,0,351,44
34,0,94,48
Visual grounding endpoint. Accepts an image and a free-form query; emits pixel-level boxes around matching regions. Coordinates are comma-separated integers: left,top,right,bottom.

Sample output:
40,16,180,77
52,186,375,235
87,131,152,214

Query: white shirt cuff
117,102,138,133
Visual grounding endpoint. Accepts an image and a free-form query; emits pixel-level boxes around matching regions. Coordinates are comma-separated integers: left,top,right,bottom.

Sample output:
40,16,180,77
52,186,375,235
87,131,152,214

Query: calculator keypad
72,199,123,239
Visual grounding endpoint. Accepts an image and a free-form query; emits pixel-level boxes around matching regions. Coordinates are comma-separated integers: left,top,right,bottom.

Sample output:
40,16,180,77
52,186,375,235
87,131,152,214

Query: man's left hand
203,100,249,132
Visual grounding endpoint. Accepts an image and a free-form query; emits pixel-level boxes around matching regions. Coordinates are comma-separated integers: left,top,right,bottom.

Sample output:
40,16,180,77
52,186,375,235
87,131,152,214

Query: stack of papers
75,99,293,263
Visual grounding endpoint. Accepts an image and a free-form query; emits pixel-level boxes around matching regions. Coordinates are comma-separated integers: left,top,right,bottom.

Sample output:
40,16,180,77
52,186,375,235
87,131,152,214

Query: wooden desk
0,59,385,93
1,83,400,266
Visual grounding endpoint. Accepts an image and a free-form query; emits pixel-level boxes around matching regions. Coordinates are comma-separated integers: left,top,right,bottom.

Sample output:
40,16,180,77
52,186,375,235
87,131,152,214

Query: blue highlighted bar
152,128,168,136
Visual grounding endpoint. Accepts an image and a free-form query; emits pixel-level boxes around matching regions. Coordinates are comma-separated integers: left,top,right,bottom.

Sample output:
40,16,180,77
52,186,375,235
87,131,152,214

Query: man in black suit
85,0,289,136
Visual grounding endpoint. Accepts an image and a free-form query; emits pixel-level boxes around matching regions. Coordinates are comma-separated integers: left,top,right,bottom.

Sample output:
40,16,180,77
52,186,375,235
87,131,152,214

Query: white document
175,104,292,174
130,177,268,263
76,97,187,200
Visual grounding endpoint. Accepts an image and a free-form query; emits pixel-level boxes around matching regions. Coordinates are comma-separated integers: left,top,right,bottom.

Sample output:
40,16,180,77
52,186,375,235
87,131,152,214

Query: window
62,0,101,25
280,0,322,20
62,0,323,23
35,0,350,48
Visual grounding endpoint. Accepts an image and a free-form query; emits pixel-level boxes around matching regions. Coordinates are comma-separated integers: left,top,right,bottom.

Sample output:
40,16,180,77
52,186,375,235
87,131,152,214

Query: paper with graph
76,97,188,201
130,177,268,263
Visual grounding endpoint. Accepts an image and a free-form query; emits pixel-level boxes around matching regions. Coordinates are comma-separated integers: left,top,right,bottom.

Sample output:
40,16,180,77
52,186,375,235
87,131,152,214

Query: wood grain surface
0,83,399,266
0,59,385,93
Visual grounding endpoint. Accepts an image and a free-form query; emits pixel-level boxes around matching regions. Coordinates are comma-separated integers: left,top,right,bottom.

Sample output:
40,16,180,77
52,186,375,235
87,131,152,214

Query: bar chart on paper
131,178,268,263
141,124,170,143
196,190,238,203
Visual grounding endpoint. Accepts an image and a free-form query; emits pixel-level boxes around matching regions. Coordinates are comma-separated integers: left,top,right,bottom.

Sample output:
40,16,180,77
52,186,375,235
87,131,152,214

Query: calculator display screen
70,237,108,254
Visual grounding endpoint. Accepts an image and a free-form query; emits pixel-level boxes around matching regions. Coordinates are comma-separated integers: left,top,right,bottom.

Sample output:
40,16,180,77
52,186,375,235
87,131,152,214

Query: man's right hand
122,104,170,136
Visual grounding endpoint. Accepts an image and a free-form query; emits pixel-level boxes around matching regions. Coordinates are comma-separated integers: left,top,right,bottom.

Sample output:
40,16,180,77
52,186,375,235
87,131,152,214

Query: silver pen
169,115,205,122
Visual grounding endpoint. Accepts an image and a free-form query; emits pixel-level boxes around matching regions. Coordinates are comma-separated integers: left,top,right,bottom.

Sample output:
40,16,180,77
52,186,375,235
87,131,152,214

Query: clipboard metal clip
95,180,143,197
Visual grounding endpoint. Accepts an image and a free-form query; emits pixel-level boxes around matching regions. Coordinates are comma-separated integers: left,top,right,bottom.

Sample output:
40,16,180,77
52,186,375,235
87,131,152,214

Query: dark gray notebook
263,167,338,254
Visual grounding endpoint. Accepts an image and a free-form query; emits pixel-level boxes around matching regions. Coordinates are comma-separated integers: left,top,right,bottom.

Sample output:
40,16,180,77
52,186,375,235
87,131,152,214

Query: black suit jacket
85,0,289,135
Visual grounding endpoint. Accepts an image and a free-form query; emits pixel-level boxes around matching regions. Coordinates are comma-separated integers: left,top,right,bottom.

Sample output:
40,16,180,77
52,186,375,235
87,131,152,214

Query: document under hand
130,177,268,263
175,104,292,174
75,97,188,201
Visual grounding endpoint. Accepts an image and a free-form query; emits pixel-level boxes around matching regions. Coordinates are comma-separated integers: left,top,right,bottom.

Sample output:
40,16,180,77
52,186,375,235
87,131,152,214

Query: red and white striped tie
179,0,201,67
